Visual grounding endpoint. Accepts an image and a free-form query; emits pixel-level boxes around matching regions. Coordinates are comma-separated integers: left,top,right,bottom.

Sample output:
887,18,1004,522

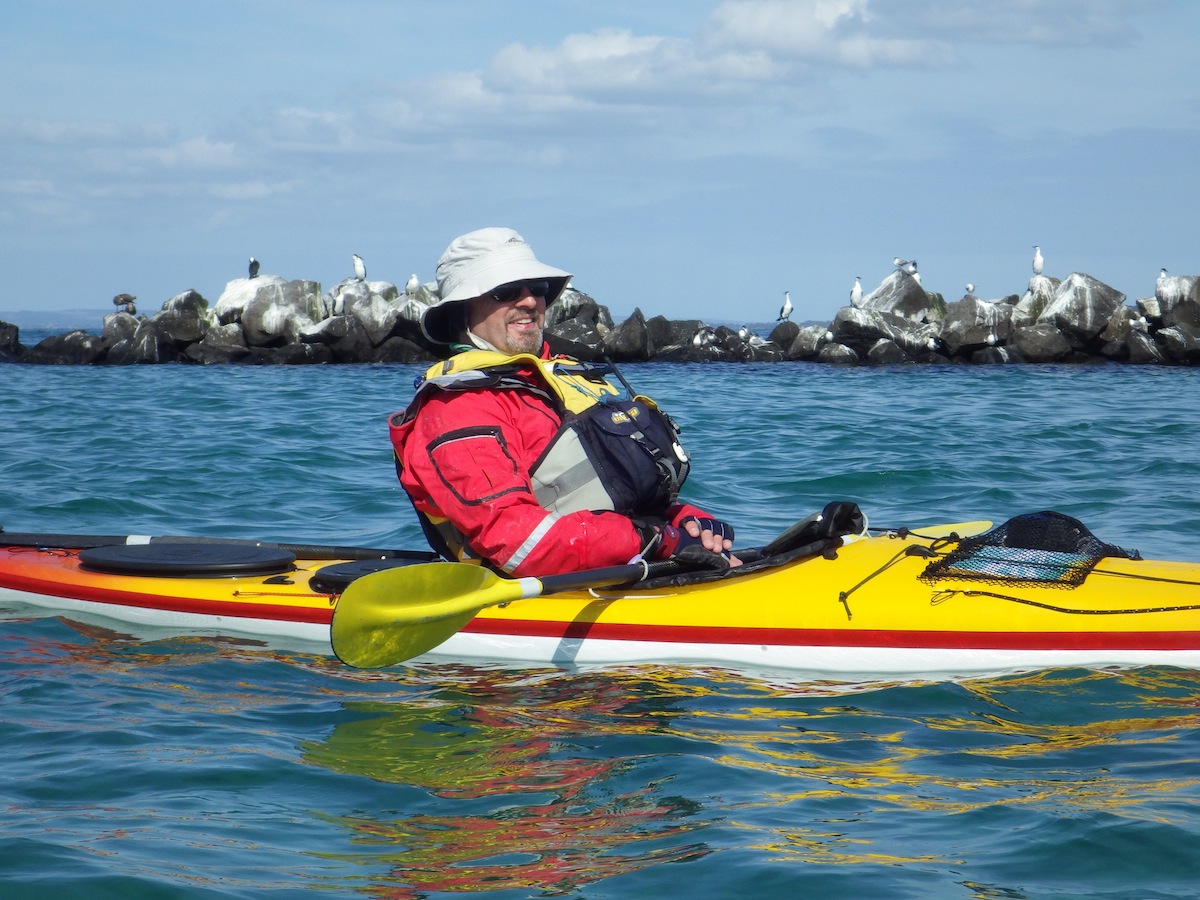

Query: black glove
633,513,735,570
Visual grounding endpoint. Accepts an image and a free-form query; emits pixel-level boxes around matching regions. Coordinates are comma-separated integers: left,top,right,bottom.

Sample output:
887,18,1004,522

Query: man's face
466,281,547,354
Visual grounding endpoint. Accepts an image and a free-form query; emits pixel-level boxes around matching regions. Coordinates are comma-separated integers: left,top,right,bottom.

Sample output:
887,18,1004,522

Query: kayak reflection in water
389,227,741,578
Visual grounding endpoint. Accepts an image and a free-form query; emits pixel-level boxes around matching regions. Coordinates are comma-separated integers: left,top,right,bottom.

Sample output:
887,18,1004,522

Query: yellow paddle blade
330,562,533,668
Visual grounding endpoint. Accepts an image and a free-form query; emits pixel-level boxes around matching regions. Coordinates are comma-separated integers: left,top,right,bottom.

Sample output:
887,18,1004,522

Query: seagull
893,257,918,275
405,273,420,295
738,325,751,341
965,283,976,298
1158,267,1168,281
850,276,862,307
777,290,793,322
353,254,366,281
692,326,717,347
248,257,260,279
112,293,136,306
1032,245,1044,275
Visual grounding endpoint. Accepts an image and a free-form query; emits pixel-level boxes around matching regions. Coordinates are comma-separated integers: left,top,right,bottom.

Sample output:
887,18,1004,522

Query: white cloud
139,136,240,169
491,28,690,94
703,0,952,67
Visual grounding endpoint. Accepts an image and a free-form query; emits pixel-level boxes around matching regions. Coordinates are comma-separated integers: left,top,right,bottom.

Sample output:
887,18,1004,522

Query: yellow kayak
2,510,1199,677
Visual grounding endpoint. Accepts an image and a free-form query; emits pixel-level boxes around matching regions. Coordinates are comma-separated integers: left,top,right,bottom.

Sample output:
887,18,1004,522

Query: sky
2,0,1197,327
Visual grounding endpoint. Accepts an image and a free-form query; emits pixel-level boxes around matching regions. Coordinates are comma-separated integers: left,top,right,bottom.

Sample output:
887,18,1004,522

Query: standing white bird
850,276,863,307
965,283,976,296
1032,245,1044,275
777,290,793,322
405,273,420,295
893,257,918,275
738,325,751,341
353,254,367,280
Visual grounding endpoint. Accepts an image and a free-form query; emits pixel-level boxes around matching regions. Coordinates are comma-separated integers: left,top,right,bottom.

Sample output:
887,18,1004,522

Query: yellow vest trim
421,350,621,415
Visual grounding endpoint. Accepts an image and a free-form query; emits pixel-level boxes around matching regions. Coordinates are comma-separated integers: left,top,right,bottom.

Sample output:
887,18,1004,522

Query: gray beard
466,328,543,355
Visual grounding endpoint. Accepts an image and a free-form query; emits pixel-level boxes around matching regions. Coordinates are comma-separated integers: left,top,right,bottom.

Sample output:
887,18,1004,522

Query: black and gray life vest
401,349,691,518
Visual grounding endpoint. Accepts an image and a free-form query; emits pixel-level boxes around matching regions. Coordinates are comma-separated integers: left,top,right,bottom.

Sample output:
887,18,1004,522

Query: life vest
394,350,690,560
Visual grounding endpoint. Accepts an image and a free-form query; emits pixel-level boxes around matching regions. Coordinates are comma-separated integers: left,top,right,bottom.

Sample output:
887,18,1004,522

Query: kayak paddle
0,529,436,562
331,559,675,669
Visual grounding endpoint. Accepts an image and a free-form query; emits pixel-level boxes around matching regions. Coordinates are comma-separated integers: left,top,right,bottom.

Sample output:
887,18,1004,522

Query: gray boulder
1010,323,1073,363
603,308,654,362
102,311,139,344
0,321,19,361
1155,271,1200,314
1156,324,1200,365
318,316,375,364
547,289,612,331
367,335,430,364
106,319,176,364
546,316,607,361
335,280,400,346
1127,329,1167,365
1014,274,1060,324
1037,273,1126,349
646,316,703,353
217,277,324,347
858,270,932,321
248,342,335,365
817,342,859,365
24,330,107,365
1135,294,1162,325
970,346,1019,365
939,296,1014,357
1098,308,1151,361
149,289,214,345
768,320,800,350
867,338,912,365
185,323,251,365
830,306,937,360
785,324,832,360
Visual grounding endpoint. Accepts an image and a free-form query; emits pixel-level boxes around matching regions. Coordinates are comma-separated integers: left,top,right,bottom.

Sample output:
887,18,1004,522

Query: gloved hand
633,504,737,569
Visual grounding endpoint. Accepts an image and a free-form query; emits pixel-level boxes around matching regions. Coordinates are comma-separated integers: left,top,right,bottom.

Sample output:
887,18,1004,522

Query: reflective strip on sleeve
499,510,562,573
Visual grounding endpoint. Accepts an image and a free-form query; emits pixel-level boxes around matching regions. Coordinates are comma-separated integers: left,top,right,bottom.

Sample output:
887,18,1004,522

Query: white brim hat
421,227,572,345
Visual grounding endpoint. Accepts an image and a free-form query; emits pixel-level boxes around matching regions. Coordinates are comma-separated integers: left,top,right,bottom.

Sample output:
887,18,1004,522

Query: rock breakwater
3,267,1198,366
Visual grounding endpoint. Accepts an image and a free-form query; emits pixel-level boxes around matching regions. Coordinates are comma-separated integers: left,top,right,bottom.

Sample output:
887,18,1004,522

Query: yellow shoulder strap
421,351,619,414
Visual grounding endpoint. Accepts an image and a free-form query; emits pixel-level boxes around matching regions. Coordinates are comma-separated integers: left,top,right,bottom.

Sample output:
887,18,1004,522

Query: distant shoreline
0,310,98,330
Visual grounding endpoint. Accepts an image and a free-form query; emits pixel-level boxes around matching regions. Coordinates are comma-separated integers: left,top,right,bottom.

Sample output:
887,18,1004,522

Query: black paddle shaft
0,531,438,562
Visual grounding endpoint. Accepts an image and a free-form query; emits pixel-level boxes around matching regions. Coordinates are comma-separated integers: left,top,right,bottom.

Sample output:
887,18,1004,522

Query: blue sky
2,0,1197,326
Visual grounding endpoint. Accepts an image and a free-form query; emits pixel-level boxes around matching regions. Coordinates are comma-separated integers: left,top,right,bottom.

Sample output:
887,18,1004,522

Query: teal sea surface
2,358,1200,899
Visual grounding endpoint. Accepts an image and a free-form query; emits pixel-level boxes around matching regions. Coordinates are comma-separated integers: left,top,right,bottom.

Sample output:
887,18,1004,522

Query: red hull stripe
6,570,1200,652
463,617,1200,652
0,573,334,625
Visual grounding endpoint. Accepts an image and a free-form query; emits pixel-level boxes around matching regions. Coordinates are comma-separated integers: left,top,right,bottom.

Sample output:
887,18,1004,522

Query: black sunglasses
489,280,551,303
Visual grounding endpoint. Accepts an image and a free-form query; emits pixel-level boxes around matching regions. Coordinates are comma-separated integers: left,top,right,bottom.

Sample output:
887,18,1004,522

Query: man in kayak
389,227,740,578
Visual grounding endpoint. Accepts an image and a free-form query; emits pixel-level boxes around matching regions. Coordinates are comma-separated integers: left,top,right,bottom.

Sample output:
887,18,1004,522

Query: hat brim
420,274,571,345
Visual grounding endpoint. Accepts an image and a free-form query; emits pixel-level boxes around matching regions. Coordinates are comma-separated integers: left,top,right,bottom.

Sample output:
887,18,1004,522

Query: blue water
2,361,1200,898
